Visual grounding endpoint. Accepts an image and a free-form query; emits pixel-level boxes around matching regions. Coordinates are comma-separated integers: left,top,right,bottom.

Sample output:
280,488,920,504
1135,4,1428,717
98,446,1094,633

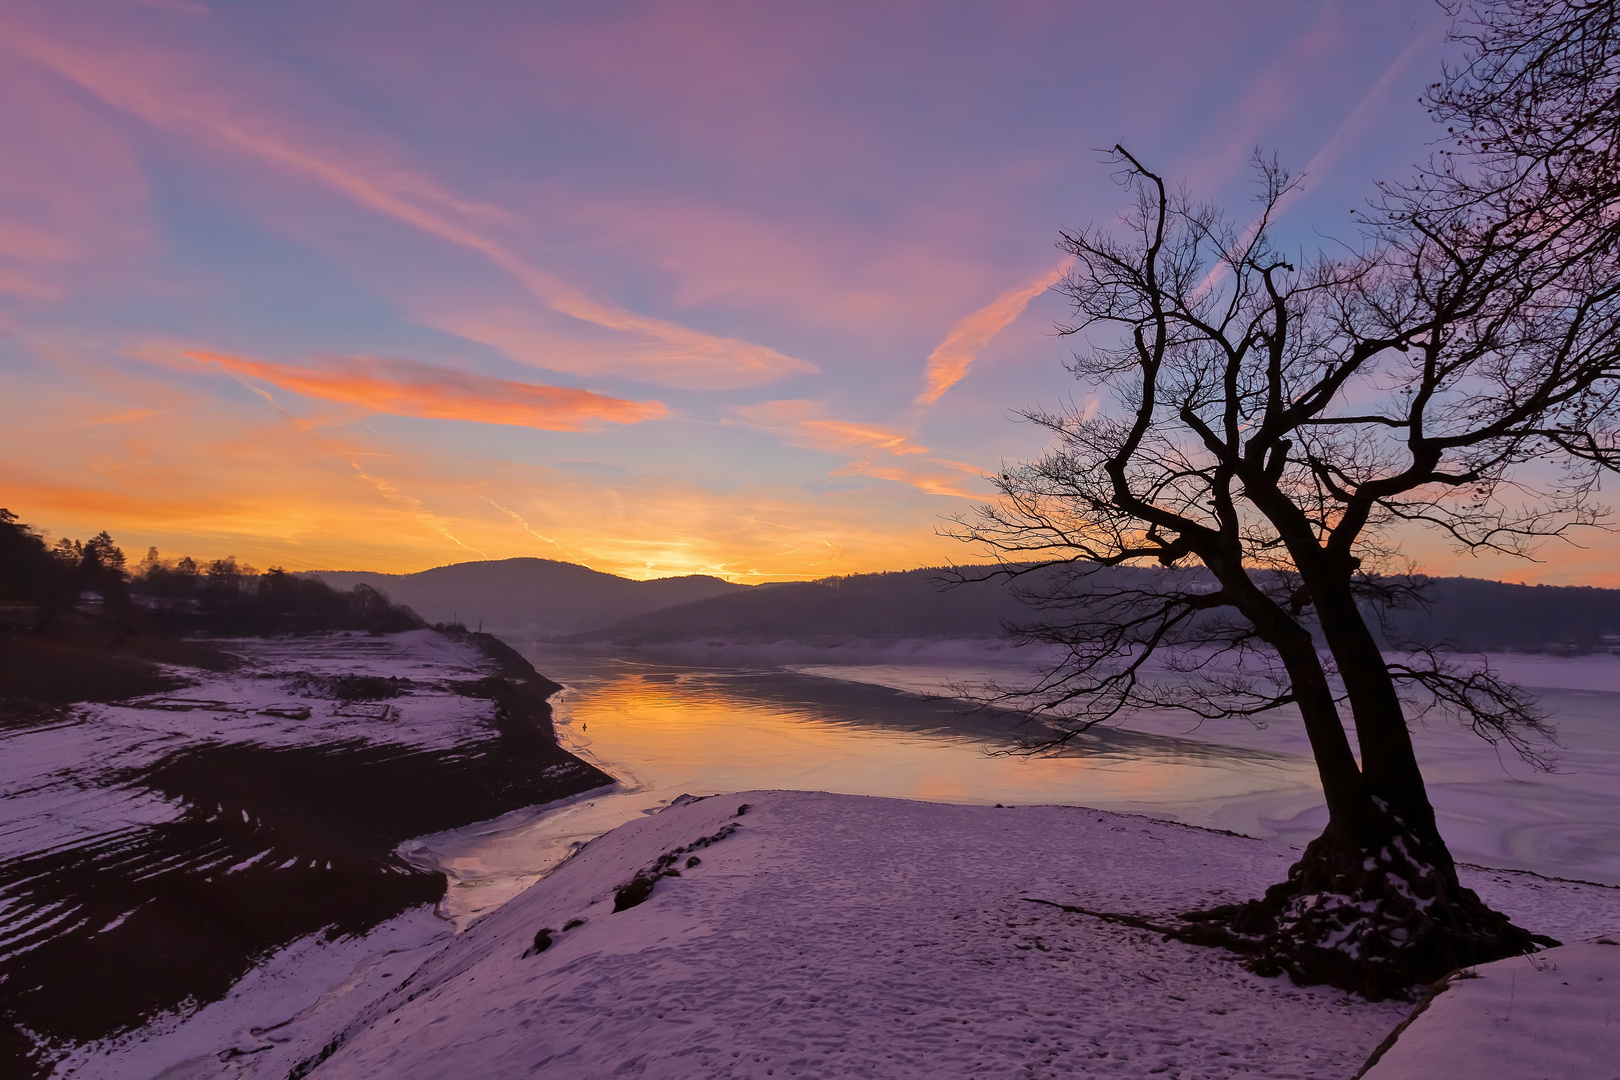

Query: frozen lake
409,642,1620,927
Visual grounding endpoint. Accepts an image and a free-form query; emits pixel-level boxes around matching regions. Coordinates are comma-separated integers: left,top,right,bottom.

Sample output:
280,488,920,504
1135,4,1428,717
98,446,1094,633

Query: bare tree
950,1,1618,997
1422,0,1618,260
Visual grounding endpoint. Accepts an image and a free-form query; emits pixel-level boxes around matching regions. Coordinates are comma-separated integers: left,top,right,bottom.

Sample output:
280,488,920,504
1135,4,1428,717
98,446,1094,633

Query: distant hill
1381,577,1620,653
559,566,1620,654
304,557,1620,653
306,558,749,636
556,566,1037,644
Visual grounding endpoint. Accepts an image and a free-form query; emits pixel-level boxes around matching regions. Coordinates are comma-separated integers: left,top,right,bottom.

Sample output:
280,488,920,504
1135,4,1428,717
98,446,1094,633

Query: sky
2,0,1612,584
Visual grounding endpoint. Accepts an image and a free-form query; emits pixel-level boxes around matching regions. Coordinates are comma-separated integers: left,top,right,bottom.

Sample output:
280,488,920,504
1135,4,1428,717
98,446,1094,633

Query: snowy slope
1359,938,1620,1079
228,791,1613,1080
1,630,499,859
1,629,610,1079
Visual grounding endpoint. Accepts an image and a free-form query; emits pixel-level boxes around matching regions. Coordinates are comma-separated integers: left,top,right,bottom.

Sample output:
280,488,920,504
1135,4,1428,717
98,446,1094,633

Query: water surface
409,644,1620,924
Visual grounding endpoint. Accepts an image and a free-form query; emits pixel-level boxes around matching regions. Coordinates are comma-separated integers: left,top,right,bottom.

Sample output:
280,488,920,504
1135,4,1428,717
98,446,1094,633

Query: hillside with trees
0,509,422,711
563,562,1620,655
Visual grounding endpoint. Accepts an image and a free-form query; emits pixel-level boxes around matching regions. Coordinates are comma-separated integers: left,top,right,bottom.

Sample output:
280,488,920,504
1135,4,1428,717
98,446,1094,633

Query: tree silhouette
951,0,1616,996
0,510,65,611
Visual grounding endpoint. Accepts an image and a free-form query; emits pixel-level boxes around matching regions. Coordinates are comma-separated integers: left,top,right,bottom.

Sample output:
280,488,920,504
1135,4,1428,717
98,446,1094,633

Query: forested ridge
568,563,1620,654
0,509,421,711
1,508,420,637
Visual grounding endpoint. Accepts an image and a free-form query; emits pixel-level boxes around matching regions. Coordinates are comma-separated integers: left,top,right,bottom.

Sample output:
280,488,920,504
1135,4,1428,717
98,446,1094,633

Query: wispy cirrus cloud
0,14,815,388
732,399,930,457
827,458,984,500
731,399,986,499
0,51,152,307
421,305,812,391
0,1,1499,586
183,351,664,431
916,261,1068,405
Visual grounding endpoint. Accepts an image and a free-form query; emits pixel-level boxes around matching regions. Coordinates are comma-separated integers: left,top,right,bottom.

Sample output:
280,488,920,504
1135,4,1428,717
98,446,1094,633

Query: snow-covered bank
35,637,1620,1078
51,907,452,1080
222,791,1613,1080
0,629,609,1079
1359,937,1620,1079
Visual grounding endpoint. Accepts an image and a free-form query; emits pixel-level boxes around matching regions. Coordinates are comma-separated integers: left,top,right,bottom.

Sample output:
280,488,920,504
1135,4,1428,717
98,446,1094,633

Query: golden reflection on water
544,658,1321,820
407,649,1620,921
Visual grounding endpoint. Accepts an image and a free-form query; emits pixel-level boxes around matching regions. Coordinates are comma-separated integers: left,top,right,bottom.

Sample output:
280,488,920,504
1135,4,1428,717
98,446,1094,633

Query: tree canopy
950,0,1618,996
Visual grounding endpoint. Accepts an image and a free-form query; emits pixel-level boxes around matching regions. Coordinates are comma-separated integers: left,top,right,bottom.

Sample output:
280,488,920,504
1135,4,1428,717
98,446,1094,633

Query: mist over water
411,643,1620,925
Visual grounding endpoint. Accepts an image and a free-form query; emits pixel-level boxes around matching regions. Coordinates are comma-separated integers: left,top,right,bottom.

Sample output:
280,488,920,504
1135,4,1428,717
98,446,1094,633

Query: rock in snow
71,789,1615,1080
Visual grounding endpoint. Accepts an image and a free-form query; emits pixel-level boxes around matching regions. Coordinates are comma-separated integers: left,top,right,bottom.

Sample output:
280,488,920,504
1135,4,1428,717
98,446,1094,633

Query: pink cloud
184,351,665,431
0,51,152,306
535,191,1002,336
0,1,1494,584
0,11,814,387
916,261,1068,405
731,399,987,499
423,304,812,391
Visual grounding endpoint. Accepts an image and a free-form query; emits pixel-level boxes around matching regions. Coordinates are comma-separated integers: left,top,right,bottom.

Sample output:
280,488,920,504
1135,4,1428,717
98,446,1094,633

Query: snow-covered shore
1359,936,1620,1079
73,790,1618,1080
1,628,609,1078
32,636,1620,1078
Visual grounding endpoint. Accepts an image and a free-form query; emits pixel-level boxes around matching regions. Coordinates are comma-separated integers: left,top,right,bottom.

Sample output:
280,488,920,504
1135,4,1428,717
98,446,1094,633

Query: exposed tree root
1029,820,1559,1001
1180,824,1557,1000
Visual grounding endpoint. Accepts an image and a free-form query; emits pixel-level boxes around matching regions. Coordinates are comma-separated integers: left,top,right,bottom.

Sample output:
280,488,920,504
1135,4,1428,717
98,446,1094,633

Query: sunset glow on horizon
5,0,1616,585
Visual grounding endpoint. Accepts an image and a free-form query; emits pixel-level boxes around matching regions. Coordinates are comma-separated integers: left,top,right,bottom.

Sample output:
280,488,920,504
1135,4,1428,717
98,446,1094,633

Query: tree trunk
1236,475,1446,845
1309,576,1446,852
1205,554,1375,837
1257,618,1376,838
1173,563,1548,998
1174,537,1547,997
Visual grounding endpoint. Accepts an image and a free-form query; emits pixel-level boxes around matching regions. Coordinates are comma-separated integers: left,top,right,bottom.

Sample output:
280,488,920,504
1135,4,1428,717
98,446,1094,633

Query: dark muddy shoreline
0,629,611,1080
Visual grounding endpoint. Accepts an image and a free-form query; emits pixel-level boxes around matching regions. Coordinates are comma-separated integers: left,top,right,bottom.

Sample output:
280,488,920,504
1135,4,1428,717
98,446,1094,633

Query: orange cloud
828,458,985,499
732,400,929,456
916,261,1069,405
0,404,971,581
731,400,988,499
1,15,814,388
17,349,1604,585
183,351,664,431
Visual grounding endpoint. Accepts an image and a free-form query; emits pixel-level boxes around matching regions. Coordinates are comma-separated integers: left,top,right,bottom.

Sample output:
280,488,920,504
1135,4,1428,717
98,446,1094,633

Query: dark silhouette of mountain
1380,577,1620,653
558,565,1620,654
307,558,749,636
556,566,1033,643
